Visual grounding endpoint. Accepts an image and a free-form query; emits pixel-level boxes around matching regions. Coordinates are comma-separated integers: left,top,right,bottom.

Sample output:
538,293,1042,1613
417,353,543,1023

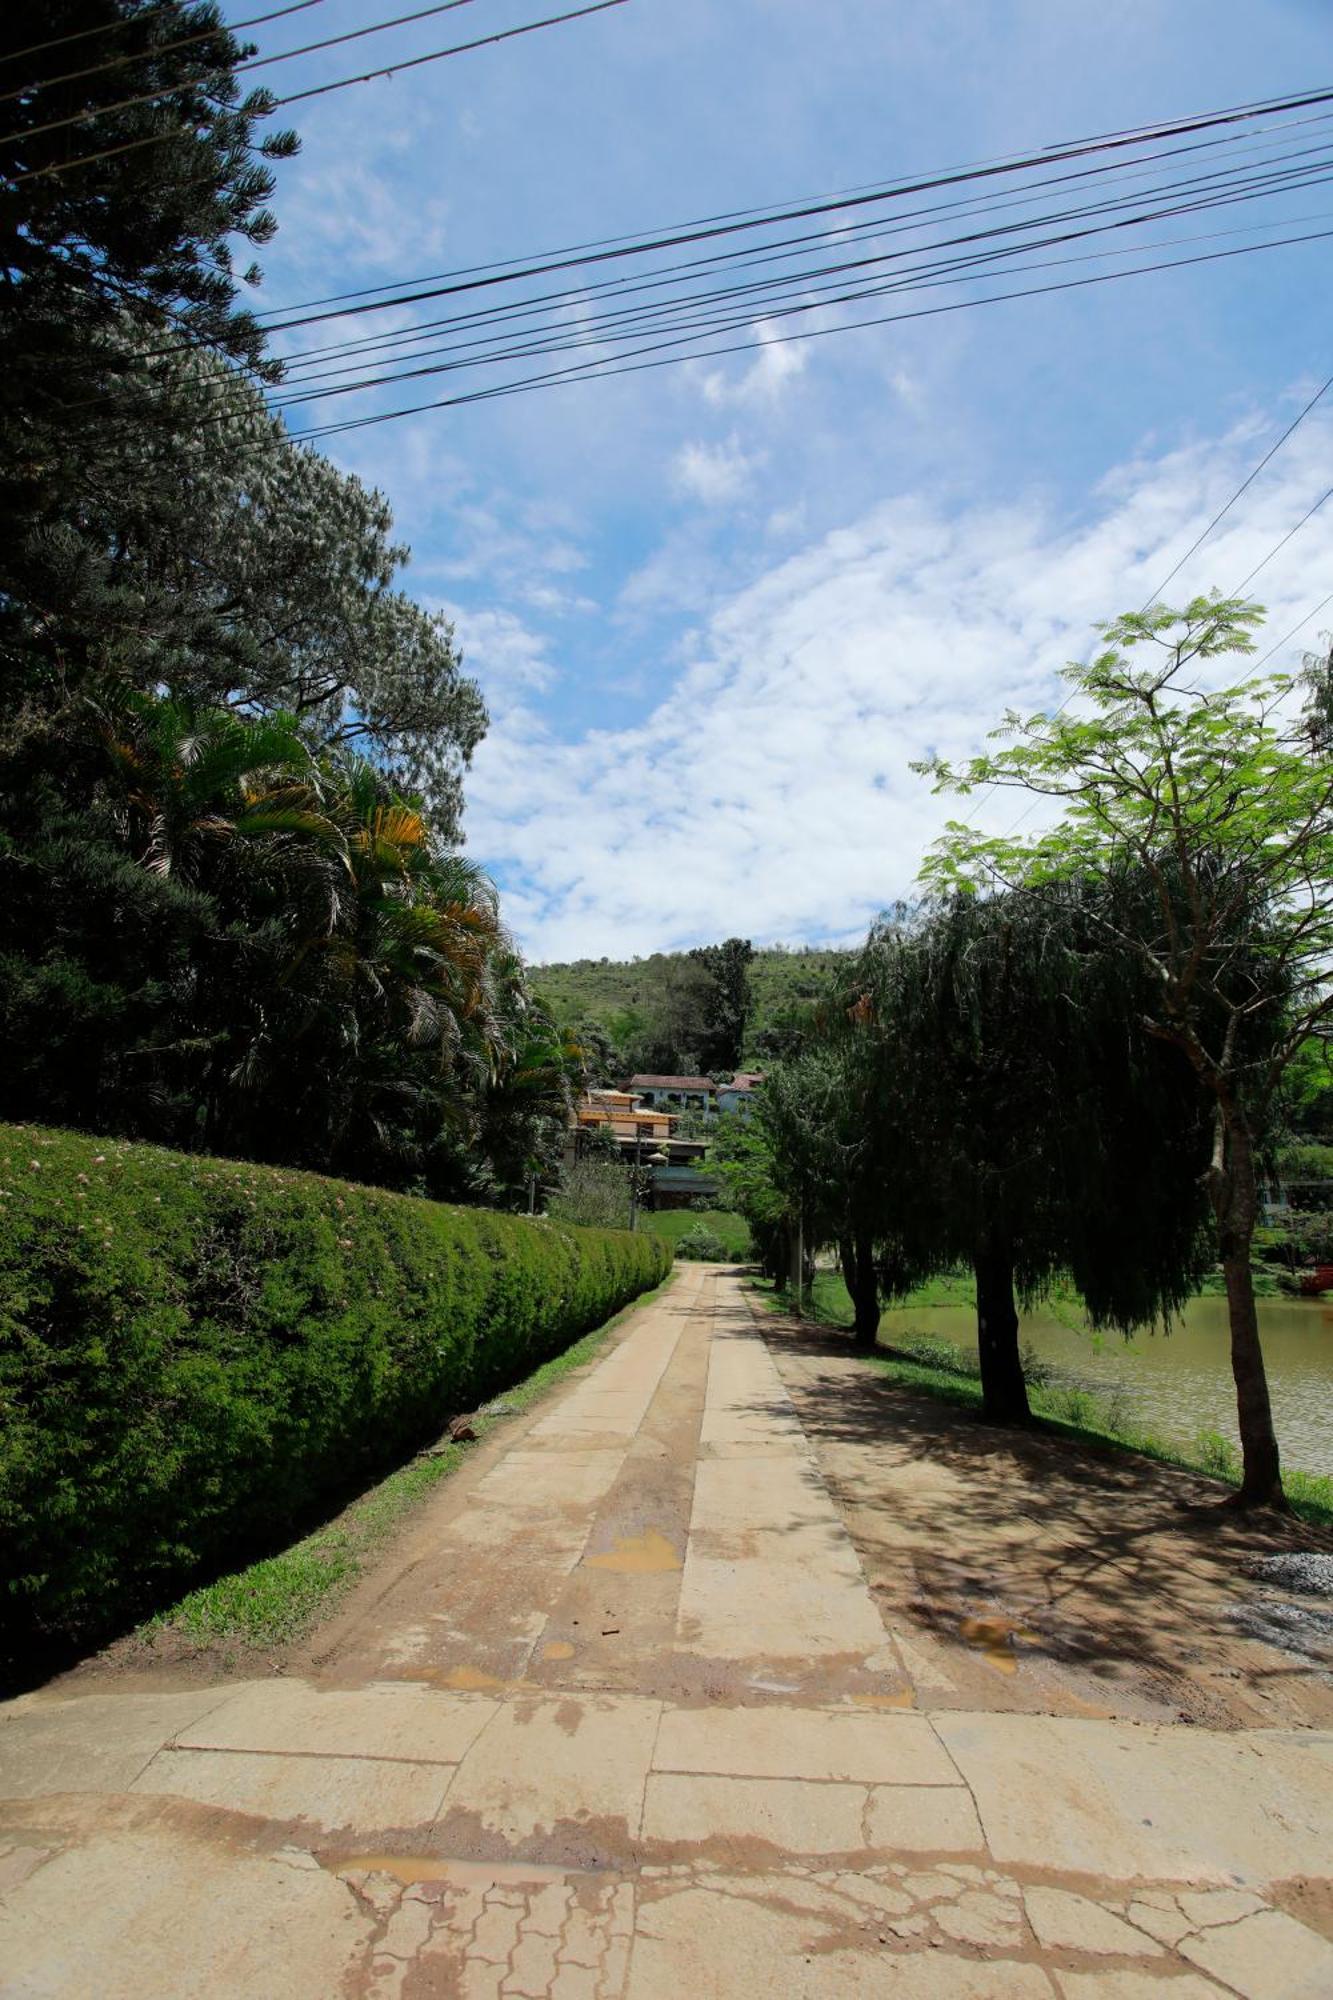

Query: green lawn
643,1208,752,1257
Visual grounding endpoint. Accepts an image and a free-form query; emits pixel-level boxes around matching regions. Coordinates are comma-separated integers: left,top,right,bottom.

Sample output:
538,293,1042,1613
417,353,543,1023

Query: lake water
878,1291,1333,1476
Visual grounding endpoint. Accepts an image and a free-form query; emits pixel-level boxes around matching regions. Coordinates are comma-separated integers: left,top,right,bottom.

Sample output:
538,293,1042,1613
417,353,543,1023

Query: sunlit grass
643,1208,752,1257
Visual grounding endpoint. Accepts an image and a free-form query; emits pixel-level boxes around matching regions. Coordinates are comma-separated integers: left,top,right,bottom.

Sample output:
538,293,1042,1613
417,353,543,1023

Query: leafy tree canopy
918,596,1333,1502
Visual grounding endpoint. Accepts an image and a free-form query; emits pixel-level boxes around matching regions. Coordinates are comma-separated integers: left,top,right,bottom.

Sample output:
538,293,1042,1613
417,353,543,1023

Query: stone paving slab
0,1688,237,1800
642,1771,874,1854
438,1693,663,1843
178,1679,497,1763
935,1710,1333,1884
129,1745,452,1828
0,1801,373,2000
653,1705,959,1784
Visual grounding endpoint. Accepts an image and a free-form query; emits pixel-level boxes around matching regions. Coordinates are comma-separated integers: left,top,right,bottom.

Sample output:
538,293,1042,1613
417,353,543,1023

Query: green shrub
672,1222,728,1261
645,1208,752,1258
0,1123,670,1656
1194,1428,1241,1480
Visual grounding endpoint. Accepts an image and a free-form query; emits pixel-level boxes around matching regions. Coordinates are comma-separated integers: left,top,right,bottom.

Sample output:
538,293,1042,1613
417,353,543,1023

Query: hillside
532,944,853,1071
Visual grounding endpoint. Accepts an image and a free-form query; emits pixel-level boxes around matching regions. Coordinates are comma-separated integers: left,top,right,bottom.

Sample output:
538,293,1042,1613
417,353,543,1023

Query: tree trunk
839,1229,880,1347
1212,1109,1285,1508
974,1236,1030,1424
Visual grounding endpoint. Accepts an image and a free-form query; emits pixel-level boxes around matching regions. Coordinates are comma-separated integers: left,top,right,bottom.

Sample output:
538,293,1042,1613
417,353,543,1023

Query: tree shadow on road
755,1310,1333,1726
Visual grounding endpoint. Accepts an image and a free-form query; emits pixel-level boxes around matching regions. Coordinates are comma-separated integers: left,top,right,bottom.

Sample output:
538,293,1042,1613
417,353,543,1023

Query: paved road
2,1266,1331,1997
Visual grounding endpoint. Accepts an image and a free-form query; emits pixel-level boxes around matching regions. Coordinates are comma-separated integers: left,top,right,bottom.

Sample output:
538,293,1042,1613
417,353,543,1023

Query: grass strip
140,1273,677,1652
751,1274,1333,1529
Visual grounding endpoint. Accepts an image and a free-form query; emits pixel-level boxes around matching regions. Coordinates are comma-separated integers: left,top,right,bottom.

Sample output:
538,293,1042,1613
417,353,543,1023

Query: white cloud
889,367,924,412
699,322,810,407
277,159,452,276
436,603,557,720
464,409,1333,962
672,434,762,505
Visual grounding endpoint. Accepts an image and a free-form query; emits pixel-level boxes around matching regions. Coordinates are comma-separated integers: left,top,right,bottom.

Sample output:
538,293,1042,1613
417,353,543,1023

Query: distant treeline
535,944,855,1076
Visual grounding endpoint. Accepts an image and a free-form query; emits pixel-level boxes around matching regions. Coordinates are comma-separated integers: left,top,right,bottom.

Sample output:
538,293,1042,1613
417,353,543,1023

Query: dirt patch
764,1316,1333,1731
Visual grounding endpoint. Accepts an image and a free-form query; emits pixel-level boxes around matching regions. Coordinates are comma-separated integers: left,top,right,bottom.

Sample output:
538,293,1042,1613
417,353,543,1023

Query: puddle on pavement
583,1529,682,1574
542,1640,576,1661
435,1665,506,1692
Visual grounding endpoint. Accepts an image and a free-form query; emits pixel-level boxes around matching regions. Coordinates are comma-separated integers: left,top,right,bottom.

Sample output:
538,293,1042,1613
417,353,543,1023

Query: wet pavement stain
957,1615,1036,1674
437,1664,506,1692
583,1529,682,1574
541,1640,576,1661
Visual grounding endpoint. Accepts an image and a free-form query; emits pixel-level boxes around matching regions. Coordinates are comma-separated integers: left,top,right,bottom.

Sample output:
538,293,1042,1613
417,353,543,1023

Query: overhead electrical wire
1229,483,1333,593
1140,371,1333,605
987,381,1333,841
36,71,1333,493
270,122,1333,357
261,124,1333,389
258,146,1333,402
268,117,1328,354
0,0,332,101
5,0,629,185
250,90,1333,338
6,0,484,133
140,122,1333,433
240,93,1333,323
282,224,1333,446
1254,591,1333,667
63,99,1333,449
56,90,1326,443
1,0,327,69
264,202,1333,417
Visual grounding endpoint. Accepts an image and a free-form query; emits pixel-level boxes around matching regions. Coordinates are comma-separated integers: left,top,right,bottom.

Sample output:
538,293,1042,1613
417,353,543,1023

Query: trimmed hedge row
0,1123,670,1653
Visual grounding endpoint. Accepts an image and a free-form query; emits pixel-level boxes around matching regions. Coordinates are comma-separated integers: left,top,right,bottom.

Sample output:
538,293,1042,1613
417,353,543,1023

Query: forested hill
532,945,854,1075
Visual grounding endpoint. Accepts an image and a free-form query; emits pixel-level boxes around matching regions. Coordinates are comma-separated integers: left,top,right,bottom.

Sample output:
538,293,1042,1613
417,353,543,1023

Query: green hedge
0,1123,670,1654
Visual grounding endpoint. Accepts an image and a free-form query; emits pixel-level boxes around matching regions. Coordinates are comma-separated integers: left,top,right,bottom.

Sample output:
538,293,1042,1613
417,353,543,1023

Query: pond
878,1291,1333,1476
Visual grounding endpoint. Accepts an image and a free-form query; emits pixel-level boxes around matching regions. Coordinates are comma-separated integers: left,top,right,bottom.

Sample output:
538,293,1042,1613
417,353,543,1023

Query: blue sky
242,0,1333,959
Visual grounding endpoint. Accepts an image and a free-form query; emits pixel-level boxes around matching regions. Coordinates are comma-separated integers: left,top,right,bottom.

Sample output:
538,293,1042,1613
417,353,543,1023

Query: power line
6,0,484,134
260,151,1333,399
133,129,1333,436
991,422,1333,845
265,102,1333,323
59,71,1327,447
260,125,1333,386
254,89,1333,337
1230,484,1333,593
278,0,619,103
283,223,1333,445
0,0,298,68
264,204,1333,418
0,0,331,102
1255,591,1333,666
66,114,1323,443
6,0,629,185
1139,371,1333,607
269,111,1333,342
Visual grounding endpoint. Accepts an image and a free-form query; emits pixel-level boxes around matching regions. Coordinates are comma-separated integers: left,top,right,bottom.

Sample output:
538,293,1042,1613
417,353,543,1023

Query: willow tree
853,890,1212,1423
919,597,1333,1506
